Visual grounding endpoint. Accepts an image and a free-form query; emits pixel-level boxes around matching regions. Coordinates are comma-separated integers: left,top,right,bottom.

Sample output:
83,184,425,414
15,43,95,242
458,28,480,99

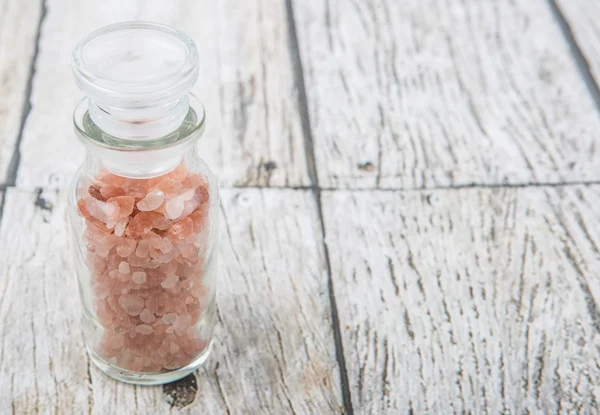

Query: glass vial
68,22,218,385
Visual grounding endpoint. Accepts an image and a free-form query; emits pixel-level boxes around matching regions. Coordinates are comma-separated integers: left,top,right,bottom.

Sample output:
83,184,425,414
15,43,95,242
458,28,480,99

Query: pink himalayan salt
118,294,145,316
159,261,178,276
114,217,128,237
118,261,130,274
145,297,159,314
164,189,195,219
160,238,173,254
86,198,119,223
137,189,165,211
127,211,170,237
96,234,121,257
100,186,125,199
142,231,163,249
88,185,106,201
147,260,161,269
78,163,212,373
147,163,187,195
189,209,206,234
136,324,154,335
136,239,151,257
162,313,178,325
116,238,136,257
161,275,179,289
140,308,154,324
173,314,192,334
108,196,135,220
167,217,194,241
128,253,150,267
132,271,147,284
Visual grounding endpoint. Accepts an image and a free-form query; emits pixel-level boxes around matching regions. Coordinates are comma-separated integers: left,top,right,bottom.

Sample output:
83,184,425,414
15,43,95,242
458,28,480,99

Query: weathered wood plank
186,189,343,414
0,187,92,415
322,186,600,413
0,0,43,183
555,0,600,93
17,0,309,190
293,0,600,189
0,188,342,414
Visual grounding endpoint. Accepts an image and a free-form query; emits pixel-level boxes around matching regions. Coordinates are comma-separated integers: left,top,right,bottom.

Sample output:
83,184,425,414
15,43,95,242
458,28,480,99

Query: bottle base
87,340,213,385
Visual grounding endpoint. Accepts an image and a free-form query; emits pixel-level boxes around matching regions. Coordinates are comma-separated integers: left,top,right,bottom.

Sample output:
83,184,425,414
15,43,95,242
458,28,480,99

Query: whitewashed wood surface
2,0,600,414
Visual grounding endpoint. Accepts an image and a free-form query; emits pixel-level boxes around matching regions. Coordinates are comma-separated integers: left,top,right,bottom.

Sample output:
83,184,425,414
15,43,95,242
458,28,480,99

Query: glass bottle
68,22,218,385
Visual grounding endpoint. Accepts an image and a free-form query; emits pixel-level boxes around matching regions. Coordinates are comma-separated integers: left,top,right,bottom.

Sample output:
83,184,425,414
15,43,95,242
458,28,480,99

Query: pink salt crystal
140,308,155,324
159,238,174,254
137,189,165,211
173,314,192,334
145,297,159,314
162,313,178,325
116,238,136,257
167,217,194,241
169,342,180,354
132,357,145,370
159,261,178,276
181,245,198,260
127,211,170,237
86,198,119,223
170,282,182,294
143,231,163,249
136,324,153,335
113,333,125,349
180,279,191,290
114,217,129,237
166,326,175,334
118,294,145,316
164,189,195,219
88,185,107,202
117,273,130,283
135,239,151,258
100,185,125,200
128,253,150,267
147,260,161,269
118,261,130,274
183,173,204,188
77,199,91,218
189,209,205,233
108,196,135,219
132,271,147,284
161,275,179,289
96,235,121,257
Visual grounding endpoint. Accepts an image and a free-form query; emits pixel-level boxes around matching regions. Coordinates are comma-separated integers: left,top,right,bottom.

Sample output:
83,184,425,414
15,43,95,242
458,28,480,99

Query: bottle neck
84,142,196,179
74,94,205,179
88,96,190,140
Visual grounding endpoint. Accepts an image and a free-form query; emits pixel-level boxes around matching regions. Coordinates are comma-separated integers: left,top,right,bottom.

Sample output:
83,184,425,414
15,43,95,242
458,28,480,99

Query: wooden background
1,0,600,413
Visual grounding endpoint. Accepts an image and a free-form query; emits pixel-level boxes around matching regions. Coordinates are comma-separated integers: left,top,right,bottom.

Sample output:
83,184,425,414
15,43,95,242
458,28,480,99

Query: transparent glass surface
69,22,218,385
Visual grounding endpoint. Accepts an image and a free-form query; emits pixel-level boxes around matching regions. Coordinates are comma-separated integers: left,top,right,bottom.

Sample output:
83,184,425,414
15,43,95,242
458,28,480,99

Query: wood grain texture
322,187,600,414
0,188,342,414
16,0,309,190
555,0,600,91
0,0,43,183
0,186,92,415
293,0,600,189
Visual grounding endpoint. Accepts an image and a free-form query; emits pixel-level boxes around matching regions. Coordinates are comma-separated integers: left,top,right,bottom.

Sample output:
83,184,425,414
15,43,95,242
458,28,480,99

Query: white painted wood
0,0,43,183
16,0,309,190
556,1,600,83
0,188,342,413
293,0,600,189
322,187,600,413
0,187,92,415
